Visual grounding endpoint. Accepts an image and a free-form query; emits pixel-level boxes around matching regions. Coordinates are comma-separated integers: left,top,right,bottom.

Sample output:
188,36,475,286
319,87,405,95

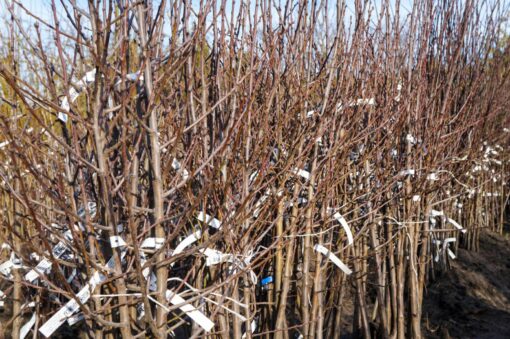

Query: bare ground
422,230,510,339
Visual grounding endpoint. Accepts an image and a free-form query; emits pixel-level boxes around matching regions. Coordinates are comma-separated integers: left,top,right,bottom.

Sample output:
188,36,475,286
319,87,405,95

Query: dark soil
422,230,510,339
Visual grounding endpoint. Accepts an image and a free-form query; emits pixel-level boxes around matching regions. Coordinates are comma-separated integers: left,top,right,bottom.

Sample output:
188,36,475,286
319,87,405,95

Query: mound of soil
423,230,510,339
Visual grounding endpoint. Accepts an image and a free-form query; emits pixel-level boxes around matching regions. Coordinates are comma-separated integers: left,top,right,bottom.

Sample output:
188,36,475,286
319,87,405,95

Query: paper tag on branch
109,236,126,248
39,282,95,337
314,244,352,275
20,313,36,339
430,210,444,218
140,237,165,249
174,231,201,255
292,168,311,180
201,248,231,266
39,251,124,337
0,260,14,278
242,319,258,338
447,248,457,259
406,134,417,144
170,231,202,267
166,290,214,332
67,313,85,326
25,241,69,282
196,212,222,229
332,212,354,245
25,259,52,282
399,169,415,176
427,173,439,181
171,158,190,180
446,218,466,233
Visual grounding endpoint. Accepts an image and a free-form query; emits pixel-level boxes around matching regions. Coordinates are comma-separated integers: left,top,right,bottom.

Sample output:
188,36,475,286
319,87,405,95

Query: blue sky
0,0,417,37
0,0,508,52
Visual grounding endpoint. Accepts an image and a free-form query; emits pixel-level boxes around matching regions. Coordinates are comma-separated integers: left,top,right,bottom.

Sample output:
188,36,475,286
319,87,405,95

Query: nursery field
0,0,509,338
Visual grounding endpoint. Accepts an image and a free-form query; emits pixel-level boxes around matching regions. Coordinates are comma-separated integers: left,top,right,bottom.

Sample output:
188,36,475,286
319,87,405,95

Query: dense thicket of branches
0,0,509,338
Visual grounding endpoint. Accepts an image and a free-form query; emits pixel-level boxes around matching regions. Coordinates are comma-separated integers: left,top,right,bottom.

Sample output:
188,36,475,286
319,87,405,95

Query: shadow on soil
422,230,510,339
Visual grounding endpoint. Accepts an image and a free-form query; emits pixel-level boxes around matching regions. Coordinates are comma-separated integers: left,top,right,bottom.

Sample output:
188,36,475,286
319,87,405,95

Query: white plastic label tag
140,238,165,249
166,290,214,332
332,212,354,245
196,212,222,229
109,236,126,248
314,244,352,275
